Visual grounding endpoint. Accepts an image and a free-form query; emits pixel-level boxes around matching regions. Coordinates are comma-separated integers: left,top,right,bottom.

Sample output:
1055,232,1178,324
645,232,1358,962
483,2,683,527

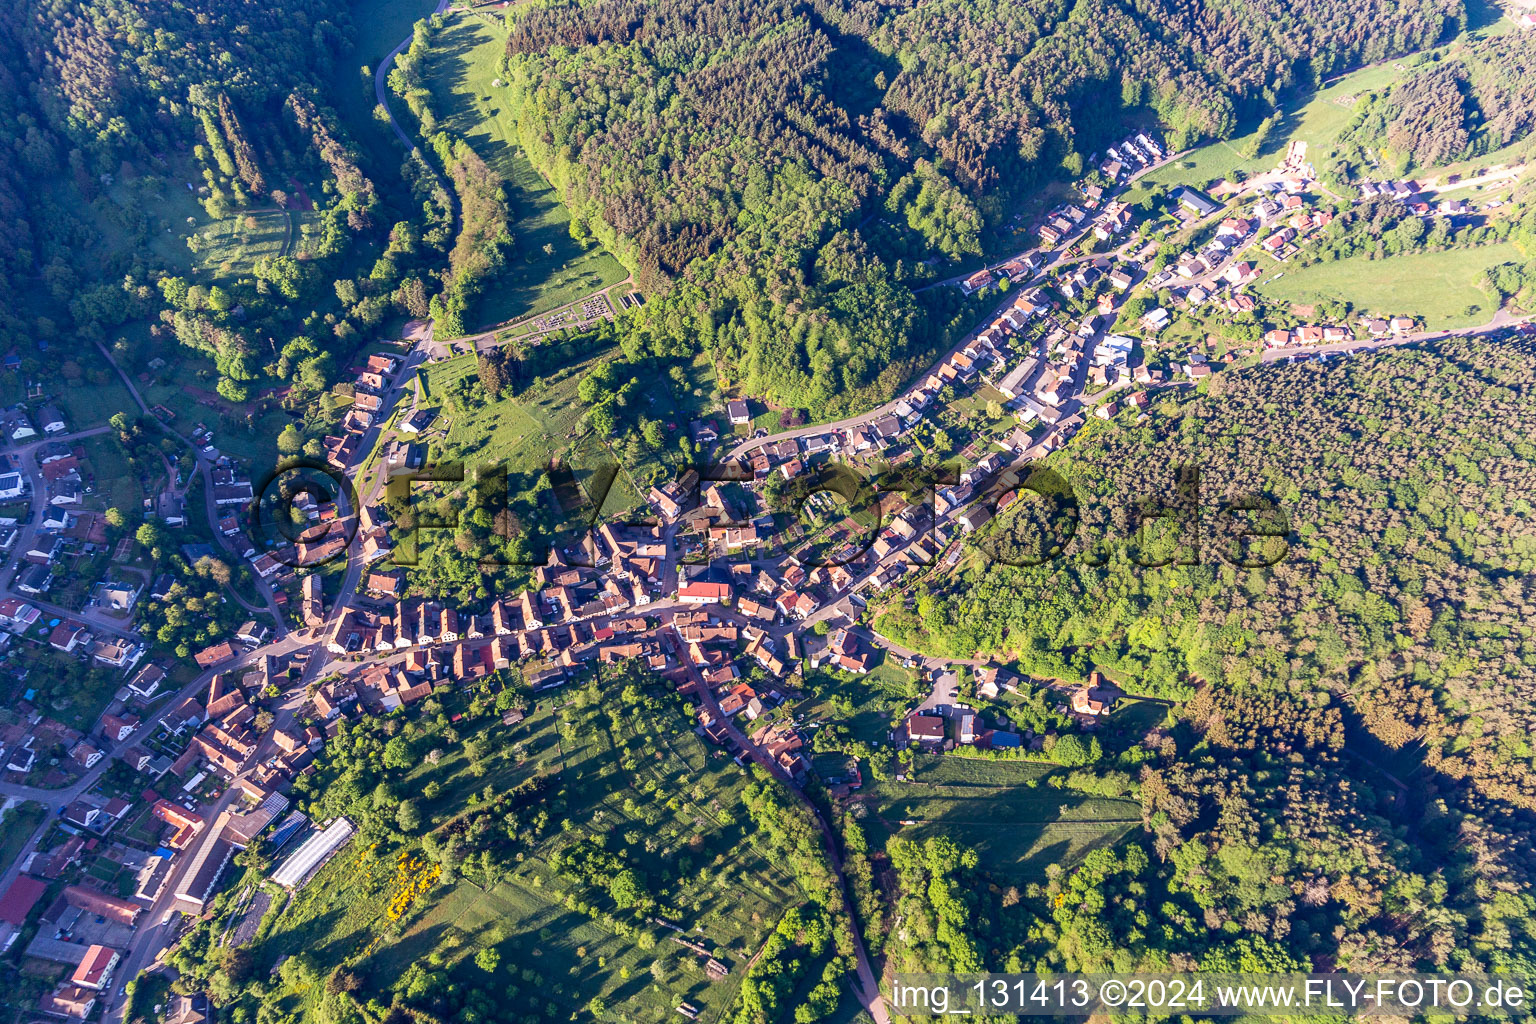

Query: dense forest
1337,28,1536,173
0,0,464,424
493,0,1461,411
881,337,1536,801
872,680,1535,979
0,0,348,343
874,336,1536,974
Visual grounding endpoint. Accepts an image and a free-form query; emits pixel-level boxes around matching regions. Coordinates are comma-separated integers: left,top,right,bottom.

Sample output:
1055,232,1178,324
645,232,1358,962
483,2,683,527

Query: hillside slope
884,337,1536,807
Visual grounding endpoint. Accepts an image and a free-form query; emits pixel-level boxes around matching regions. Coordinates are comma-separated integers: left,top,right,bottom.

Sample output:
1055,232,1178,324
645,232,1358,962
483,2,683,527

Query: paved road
78,348,446,1020
39,177,1525,1022
0,625,310,908
95,342,288,630
1,425,111,594
723,274,1052,461
1261,309,1531,363
100,785,244,1021
324,341,433,638
374,0,452,153
1417,165,1523,195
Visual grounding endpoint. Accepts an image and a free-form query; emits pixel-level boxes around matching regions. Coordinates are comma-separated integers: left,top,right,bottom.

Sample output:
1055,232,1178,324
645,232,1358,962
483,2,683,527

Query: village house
906,714,946,749
193,640,237,669
677,581,731,605
961,268,994,294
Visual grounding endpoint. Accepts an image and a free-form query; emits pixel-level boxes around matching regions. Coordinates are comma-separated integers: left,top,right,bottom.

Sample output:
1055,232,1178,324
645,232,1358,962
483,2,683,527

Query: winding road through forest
373,0,453,154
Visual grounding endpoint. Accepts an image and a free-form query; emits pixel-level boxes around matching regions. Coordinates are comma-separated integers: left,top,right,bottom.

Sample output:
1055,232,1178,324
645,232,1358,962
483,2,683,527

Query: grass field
796,663,917,749
907,757,1056,788
12,639,126,731
80,434,142,516
1141,12,1517,194
422,11,629,329
419,346,645,518
36,348,140,432
862,755,1141,878
1104,698,1171,737
252,685,806,1023
1253,242,1520,328
1139,57,1412,191
0,315,138,433
114,163,320,284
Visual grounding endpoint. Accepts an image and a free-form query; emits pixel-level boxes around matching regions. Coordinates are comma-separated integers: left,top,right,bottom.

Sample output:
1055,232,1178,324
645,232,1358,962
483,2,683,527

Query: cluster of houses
148,653,316,789
0,613,325,1018
961,142,1462,407
0,590,146,674
902,668,1121,754
1358,179,1486,219
975,285,1160,438
1250,191,1335,263
34,437,84,509
1263,315,1416,350
9,442,126,604
1,734,298,1019
0,705,120,787
239,497,391,612
320,538,882,697
339,352,400,434
0,403,67,445
1097,132,1166,184
1124,175,1349,357
903,706,1023,752
1034,201,1093,250
963,134,1160,296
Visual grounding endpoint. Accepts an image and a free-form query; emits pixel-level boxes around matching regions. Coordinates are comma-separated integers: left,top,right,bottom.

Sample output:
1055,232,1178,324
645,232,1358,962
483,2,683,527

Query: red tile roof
0,875,46,925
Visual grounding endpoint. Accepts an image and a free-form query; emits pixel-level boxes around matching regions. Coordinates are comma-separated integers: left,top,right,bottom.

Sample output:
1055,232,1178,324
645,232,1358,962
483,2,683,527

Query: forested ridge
0,0,352,337
17,0,349,151
1339,28,1536,173
0,0,477,423
494,0,1461,412
854,0,1460,200
883,337,1536,803
0,0,1469,412
871,336,1536,973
